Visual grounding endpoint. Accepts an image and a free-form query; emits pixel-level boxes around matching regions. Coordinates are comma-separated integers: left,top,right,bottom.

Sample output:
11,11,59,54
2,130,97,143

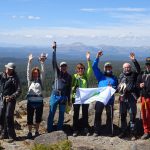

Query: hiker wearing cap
92,51,118,136
0,62,21,141
71,52,92,137
137,57,150,140
47,42,72,132
118,53,141,140
26,53,47,139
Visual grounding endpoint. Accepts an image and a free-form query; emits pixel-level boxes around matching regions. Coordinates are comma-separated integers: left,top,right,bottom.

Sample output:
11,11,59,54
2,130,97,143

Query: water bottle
0,94,3,108
0,100,3,108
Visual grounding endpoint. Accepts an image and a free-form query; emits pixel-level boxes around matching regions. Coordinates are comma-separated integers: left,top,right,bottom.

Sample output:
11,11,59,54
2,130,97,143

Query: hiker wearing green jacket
71,52,92,136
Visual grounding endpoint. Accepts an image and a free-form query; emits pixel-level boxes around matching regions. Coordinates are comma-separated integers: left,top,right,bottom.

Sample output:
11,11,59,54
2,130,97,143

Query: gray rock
131,143,150,150
34,130,68,145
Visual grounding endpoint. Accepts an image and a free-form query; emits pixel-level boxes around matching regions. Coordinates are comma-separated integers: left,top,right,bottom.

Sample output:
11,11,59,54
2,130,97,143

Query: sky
0,0,150,47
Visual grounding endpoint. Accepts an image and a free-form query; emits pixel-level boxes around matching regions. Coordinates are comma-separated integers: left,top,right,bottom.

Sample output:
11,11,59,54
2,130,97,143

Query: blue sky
0,0,150,46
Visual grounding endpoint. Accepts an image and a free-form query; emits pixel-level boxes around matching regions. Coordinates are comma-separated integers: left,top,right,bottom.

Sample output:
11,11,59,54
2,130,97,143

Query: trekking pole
118,96,121,127
110,105,114,136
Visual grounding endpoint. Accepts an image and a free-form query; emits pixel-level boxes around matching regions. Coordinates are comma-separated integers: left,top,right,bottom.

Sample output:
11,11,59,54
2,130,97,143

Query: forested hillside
0,57,145,100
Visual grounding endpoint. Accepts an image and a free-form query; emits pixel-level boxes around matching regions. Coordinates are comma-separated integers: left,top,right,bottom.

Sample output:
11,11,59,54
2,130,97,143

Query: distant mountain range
0,42,149,61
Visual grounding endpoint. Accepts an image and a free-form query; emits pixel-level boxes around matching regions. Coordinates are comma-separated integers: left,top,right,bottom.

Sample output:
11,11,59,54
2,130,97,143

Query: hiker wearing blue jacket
92,51,118,136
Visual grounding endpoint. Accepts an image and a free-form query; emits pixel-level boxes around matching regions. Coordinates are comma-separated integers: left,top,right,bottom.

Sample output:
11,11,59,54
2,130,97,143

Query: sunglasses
78,67,84,70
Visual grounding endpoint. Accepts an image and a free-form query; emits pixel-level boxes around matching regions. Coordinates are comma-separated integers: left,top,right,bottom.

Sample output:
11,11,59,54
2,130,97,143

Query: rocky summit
0,97,150,150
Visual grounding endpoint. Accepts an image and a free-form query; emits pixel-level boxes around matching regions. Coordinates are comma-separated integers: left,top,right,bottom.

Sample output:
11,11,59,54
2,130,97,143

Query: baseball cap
5,62,16,70
60,62,67,66
104,62,112,67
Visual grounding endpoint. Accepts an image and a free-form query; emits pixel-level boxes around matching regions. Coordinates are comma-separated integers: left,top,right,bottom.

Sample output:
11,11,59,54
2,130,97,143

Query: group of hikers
0,41,149,142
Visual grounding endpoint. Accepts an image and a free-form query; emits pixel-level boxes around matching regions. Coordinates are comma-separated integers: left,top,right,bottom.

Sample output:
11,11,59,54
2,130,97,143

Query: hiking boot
118,132,126,138
83,128,90,136
73,131,78,137
130,135,137,141
27,132,32,139
141,133,150,140
5,137,14,143
93,132,99,137
0,134,8,140
35,131,40,137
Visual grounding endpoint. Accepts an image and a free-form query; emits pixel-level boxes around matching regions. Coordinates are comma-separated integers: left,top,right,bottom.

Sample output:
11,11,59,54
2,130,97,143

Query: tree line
0,57,145,101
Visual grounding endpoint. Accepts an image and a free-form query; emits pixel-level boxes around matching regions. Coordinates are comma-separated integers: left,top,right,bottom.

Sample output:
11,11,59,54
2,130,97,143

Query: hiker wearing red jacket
137,57,150,140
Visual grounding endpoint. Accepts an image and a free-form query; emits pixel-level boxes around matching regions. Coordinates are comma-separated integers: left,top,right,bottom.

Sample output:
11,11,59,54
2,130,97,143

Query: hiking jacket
27,61,45,102
52,50,72,102
119,59,141,99
71,61,92,102
0,72,21,100
137,70,150,98
92,57,118,105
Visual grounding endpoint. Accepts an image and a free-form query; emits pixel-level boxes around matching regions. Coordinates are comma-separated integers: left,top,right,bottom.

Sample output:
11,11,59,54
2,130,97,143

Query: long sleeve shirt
0,72,21,100
27,61,45,102
92,57,118,105
52,50,72,101
71,60,92,101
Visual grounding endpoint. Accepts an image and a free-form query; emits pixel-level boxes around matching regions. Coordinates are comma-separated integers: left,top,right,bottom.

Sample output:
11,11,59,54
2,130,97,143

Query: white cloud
24,34,32,38
11,15,41,20
45,35,53,38
27,16,40,20
80,7,148,13
12,15,17,19
1,26,150,46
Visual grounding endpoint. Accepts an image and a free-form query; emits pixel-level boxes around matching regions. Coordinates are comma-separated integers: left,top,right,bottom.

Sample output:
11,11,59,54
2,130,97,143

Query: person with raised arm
26,53,46,139
47,42,72,133
118,52,141,140
71,52,92,137
92,50,118,137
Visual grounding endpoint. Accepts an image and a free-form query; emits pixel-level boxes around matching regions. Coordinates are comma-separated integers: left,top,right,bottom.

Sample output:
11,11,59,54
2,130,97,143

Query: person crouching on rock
26,53,46,139
0,62,21,142
47,42,72,133
71,52,92,137
92,51,118,137
137,57,150,140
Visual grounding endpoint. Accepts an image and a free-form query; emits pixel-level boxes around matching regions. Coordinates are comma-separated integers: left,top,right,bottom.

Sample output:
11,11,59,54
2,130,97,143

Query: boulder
131,143,150,150
34,131,68,146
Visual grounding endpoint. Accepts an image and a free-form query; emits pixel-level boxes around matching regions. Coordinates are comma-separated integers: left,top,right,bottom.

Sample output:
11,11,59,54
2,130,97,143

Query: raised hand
96,50,103,58
130,52,135,60
28,54,33,62
39,53,48,63
86,51,90,61
52,41,56,51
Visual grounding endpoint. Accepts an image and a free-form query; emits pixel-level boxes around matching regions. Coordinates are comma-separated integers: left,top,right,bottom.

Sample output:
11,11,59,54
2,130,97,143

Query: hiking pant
94,101,113,133
47,92,66,132
73,104,89,131
27,102,43,125
141,97,150,134
119,94,137,134
0,100,16,139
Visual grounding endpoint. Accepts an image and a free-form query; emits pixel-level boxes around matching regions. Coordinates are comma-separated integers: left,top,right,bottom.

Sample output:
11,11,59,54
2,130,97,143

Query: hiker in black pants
118,53,141,140
0,62,21,141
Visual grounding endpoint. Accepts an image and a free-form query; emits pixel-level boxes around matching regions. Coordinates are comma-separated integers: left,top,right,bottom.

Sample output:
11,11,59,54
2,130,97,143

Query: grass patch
32,140,72,150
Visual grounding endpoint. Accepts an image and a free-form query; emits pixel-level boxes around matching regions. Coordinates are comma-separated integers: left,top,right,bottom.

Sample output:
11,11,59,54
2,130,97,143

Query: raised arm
86,52,92,79
39,56,46,85
92,51,104,81
130,52,141,74
52,42,60,78
27,54,33,87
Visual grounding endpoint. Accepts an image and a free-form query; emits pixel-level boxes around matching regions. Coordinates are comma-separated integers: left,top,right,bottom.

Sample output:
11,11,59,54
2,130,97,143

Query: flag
75,86,116,105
